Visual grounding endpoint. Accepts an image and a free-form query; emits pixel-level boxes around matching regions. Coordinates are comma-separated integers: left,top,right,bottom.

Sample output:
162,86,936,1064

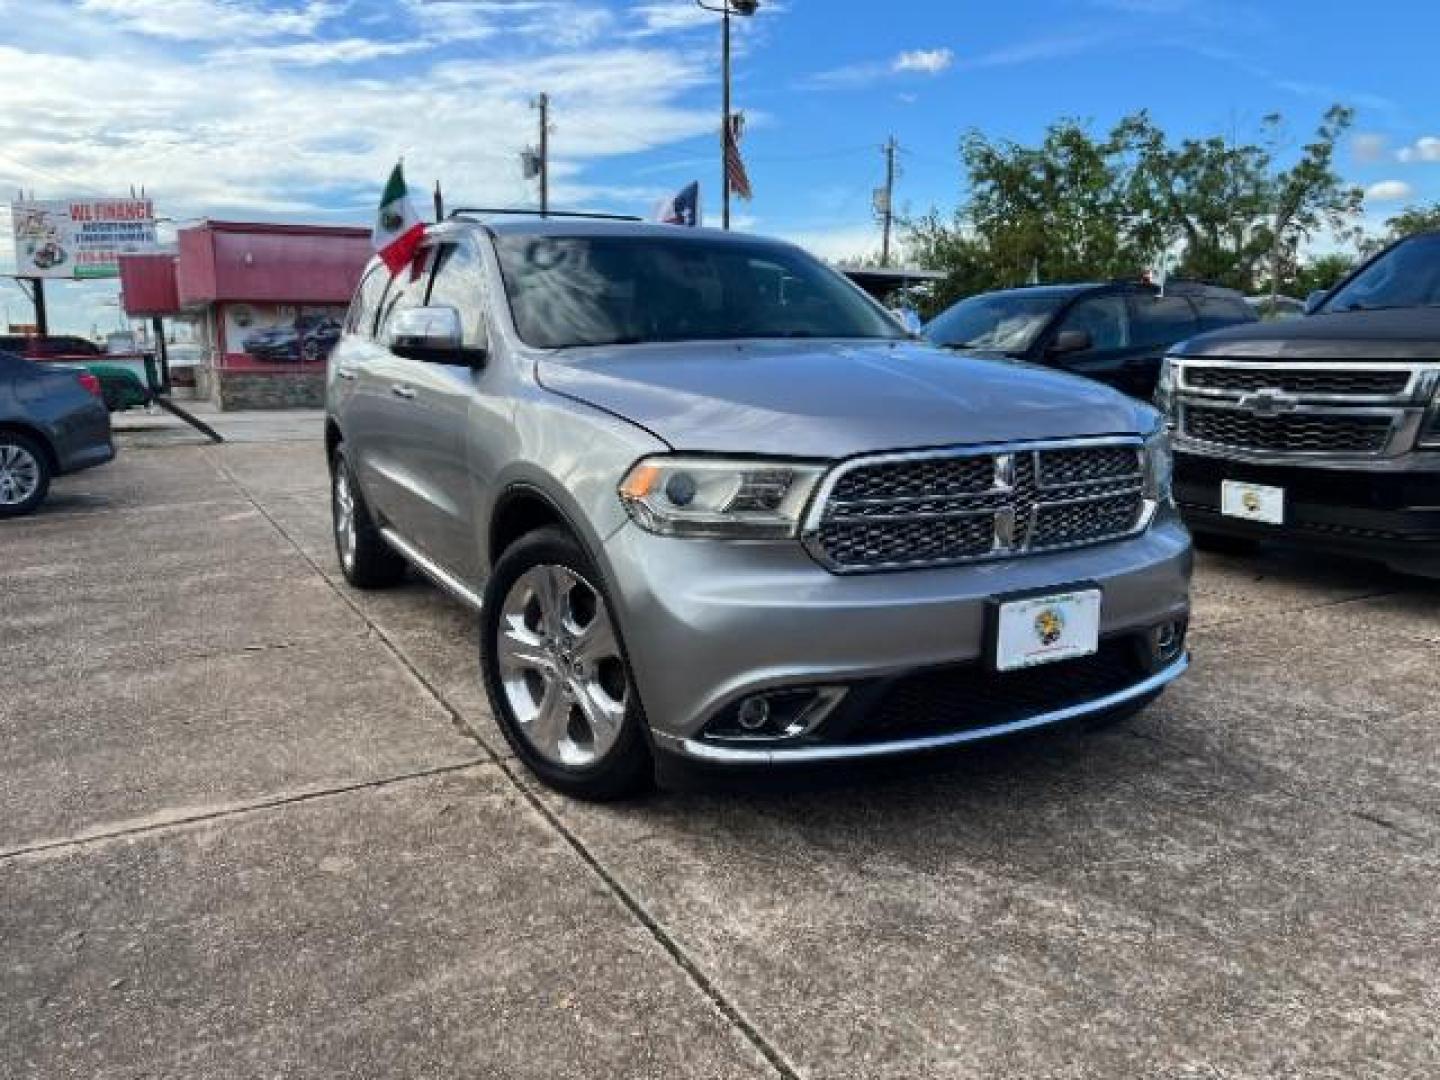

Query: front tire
0,433,51,519
331,447,407,588
480,528,652,801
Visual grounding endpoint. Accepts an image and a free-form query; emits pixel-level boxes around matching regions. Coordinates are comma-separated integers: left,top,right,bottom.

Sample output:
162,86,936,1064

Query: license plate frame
992,587,1103,673
1221,480,1285,525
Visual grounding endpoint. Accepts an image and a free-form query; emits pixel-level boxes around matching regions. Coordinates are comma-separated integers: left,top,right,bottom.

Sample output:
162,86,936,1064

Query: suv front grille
809,441,1147,572
1183,367,1412,396
1183,405,1392,455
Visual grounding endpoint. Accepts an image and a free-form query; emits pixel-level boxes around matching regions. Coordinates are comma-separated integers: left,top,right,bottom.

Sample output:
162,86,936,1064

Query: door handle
390,384,416,400
335,367,357,381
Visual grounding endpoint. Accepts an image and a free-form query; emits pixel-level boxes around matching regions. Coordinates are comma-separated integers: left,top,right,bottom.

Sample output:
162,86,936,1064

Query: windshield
492,234,905,349
1324,234,1440,313
924,292,1067,353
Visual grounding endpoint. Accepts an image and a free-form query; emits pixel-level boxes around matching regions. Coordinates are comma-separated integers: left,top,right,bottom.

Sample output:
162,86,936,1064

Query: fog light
737,696,771,731
1154,619,1187,664
703,688,848,743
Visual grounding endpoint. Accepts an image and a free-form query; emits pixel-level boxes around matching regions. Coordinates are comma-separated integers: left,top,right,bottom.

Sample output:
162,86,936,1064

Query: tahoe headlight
1423,379,1440,448
1143,428,1175,506
619,456,826,539
1155,356,1178,427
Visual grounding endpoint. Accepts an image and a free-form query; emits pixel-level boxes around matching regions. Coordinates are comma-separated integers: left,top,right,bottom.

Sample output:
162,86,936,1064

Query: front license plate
1221,480,1285,525
995,590,1102,672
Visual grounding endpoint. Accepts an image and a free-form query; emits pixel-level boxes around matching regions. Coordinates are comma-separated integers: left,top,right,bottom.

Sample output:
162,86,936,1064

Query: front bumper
1175,451,1440,573
602,509,1193,762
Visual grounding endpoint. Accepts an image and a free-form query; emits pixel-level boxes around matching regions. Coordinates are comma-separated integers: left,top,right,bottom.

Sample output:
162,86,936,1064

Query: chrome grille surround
802,437,1152,574
1174,358,1440,462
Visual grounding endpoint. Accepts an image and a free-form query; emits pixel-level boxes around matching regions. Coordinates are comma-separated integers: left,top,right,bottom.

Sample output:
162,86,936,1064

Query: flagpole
721,5,731,230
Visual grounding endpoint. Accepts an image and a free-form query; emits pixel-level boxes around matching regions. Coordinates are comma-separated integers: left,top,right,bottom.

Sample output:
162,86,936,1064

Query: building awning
178,221,372,308
118,253,181,318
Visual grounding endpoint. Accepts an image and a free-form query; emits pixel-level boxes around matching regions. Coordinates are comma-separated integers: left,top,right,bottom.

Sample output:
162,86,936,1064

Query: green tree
1289,252,1355,298
1380,203,1440,243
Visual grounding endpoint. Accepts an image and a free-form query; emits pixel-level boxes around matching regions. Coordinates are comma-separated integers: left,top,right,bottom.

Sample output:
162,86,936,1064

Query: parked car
86,362,152,412
0,351,114,518
1163,232,1440,578
243,313,343,362
925,281,1257,400
0,334,105,360
326,218,1192,800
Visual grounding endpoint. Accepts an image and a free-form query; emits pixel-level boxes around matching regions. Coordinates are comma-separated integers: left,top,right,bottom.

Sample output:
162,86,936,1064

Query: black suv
925,281,1256,400
1163,233,1440,577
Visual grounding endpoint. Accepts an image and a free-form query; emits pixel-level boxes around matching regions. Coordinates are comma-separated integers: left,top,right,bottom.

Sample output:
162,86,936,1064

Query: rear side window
1129,294,1198,348
1194,296,1256,331
1055,295,1131,352
346,265,391,338
426,242,489,347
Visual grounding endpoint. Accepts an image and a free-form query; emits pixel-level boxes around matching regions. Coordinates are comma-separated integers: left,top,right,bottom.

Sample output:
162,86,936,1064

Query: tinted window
1193,296,1256,332
427,242,489,347
377,249,436,341
346,264,390,338
1324,234,1440,313
1129,294,1197,348
925,292,1067,353
492,235,903,349
1055,295,1131,351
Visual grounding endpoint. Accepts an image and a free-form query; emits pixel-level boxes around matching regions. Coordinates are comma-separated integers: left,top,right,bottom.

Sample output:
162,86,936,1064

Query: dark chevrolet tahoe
1161,232,1440,577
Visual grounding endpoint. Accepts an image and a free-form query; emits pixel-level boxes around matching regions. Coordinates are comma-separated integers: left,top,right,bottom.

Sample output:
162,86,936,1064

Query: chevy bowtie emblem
1237,388,1300,416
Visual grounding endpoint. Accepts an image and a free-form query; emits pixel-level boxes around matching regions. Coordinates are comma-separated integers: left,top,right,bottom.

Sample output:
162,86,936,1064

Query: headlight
1143,428,1174,506
619,456,826,539
1155,356,1178,427
1422,378,1440,448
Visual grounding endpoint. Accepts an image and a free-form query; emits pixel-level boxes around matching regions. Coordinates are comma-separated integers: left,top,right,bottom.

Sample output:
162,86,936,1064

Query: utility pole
879,136,898,267
533,93,550,216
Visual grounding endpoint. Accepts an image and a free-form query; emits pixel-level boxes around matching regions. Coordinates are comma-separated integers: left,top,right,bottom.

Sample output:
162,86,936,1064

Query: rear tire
480,527,653,801
0,432,51,519
331,446,407,589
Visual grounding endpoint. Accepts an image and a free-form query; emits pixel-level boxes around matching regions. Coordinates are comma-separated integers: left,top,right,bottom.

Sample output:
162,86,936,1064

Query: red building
120,221,370,409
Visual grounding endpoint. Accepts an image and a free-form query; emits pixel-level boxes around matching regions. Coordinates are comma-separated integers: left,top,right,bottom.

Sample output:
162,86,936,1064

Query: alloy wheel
333,467,357,571
495,564,629,768
0,443,41,507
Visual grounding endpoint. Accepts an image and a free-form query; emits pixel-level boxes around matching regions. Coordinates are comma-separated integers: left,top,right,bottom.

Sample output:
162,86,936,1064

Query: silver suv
326,216,1192,799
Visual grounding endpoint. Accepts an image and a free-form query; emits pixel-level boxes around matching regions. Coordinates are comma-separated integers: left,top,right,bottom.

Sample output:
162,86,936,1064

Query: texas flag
373,162,426,274
654,181,701,227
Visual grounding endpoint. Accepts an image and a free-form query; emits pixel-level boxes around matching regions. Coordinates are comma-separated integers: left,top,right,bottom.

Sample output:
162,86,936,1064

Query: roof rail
447,208,643,223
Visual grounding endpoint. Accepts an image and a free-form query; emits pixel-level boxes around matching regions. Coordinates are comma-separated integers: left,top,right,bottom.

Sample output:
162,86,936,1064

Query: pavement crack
219,458,797,1079
0,760,487,863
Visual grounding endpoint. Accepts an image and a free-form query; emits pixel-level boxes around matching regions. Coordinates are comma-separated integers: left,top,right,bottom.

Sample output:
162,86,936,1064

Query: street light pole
696,0,758,231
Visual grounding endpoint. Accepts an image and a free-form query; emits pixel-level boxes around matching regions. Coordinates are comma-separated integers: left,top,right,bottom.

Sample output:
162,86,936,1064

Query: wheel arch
324,417,343,465
0,421,59,475
488,484,578,569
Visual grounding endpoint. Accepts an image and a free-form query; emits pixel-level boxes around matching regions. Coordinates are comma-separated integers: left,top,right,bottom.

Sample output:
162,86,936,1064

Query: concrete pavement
2,431,1437,1078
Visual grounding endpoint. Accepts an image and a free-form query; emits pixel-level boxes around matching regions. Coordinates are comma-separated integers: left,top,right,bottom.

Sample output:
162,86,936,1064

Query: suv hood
536,340,1151,459
1176,307,1440,361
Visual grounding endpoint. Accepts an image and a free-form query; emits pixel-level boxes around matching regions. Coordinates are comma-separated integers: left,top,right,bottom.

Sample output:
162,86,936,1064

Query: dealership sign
10,198,161,279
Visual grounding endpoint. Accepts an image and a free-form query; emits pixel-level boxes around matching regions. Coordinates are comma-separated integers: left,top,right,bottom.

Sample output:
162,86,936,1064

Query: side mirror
1303,290,1328,316
387,306,485,367
1049,328,1093,356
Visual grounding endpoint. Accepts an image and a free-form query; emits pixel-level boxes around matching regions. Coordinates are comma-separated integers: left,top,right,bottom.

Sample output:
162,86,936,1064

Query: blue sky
2,0,1438,332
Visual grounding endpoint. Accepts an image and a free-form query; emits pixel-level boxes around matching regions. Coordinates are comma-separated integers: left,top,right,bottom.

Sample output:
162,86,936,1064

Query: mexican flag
373,162,425,274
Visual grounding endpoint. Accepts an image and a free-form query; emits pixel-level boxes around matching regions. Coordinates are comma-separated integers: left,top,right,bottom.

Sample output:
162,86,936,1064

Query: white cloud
214,38,434,67
1397,136,1440,164
626,1,713,35
1352,133,1388,164
1365,180,1414,203
893,48,953,75
77,0,342,41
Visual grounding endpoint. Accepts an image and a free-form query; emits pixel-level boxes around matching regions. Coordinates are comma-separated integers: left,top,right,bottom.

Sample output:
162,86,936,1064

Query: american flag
725,112,753,202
